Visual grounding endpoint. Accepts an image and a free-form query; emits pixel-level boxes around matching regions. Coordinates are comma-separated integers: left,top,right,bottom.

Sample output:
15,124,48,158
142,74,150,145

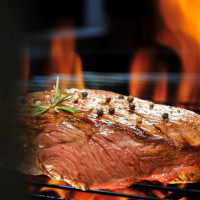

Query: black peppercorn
108,107,115,115
106,97,111,103
127,95,134,103
97,109,104,116
118,95,124,99
81,91,88,98
162,113,169,120
129,103,136,110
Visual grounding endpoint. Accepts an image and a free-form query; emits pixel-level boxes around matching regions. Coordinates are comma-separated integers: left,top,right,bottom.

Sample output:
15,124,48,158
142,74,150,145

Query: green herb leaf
32,106,50,117
24,76,74,118
24,105,50,117
55,76,59,100
55,106,82,114
54,94,71,106
51,95,54,104
51,76,71,106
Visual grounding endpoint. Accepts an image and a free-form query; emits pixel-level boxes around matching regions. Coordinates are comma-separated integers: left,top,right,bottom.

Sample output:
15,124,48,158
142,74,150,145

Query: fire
129,49,168,103
178,184,188,200
48,21,85,89
40,179,68,198
38,178,148,200
29,175,185,200
129,0,200,105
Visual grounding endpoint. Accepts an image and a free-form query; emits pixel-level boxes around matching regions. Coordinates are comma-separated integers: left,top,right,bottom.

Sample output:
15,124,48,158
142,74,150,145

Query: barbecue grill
27,179,200,200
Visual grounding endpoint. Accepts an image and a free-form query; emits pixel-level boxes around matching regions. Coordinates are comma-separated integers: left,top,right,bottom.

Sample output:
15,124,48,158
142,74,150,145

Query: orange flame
29,175,180,200
156,0,200,105
40,179,68,199
129,0,200,105
129,49,168,103
48,22,84,89
178,184,188,200
39,178,148,200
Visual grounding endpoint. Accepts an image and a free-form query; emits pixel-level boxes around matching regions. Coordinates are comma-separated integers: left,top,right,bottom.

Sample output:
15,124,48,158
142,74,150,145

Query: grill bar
28,182,200,200
28,193,167,200
132,183,200,196
27,193,71,200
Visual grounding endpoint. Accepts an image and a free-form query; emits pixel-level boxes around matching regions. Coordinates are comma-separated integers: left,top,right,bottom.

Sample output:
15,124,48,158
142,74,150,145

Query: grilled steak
5,89,200,190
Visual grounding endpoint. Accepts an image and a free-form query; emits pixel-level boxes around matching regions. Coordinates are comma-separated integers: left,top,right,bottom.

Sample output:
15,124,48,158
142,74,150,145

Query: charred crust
170,168,200,183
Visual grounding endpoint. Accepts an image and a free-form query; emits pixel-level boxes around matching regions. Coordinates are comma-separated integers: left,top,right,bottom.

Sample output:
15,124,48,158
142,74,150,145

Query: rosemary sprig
54,94,71,106
25,105,50,117
25,76,82,117
51,76,72,105
51,76,60,104
55,75,59,101
55,106,81,114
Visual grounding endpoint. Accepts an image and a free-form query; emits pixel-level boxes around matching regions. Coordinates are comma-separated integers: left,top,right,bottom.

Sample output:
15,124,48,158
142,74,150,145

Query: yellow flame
40,179,68,199
48,23,84,89
156,0,200,104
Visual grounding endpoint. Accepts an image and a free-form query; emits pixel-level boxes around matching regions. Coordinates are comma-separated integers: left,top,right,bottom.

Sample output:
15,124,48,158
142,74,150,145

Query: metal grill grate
27,181,200,200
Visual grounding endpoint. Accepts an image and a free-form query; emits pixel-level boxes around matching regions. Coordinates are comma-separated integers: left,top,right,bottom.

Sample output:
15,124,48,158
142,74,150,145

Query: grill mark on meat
148,124,181,147
129,111,177,146
111,106,181,148
134,101,200,147
107,108,164,138
100,115,170,145
55,113,97,139
134,115,190,148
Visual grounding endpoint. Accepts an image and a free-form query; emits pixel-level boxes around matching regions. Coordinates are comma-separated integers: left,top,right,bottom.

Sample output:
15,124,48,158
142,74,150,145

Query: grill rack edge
27,181,200,200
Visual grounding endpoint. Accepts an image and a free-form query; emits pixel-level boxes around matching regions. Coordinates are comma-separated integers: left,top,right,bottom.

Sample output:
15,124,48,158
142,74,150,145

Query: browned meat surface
6,89,200,190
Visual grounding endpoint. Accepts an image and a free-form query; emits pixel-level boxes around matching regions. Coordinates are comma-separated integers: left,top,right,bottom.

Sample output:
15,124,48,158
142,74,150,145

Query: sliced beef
15,89,200,190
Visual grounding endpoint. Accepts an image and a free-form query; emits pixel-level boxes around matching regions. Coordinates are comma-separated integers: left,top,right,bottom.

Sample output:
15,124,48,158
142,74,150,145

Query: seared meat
9,89,200,190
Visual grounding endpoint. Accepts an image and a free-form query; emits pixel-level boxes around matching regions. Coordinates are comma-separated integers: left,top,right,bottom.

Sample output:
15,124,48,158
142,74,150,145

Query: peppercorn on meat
4,89,200,190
